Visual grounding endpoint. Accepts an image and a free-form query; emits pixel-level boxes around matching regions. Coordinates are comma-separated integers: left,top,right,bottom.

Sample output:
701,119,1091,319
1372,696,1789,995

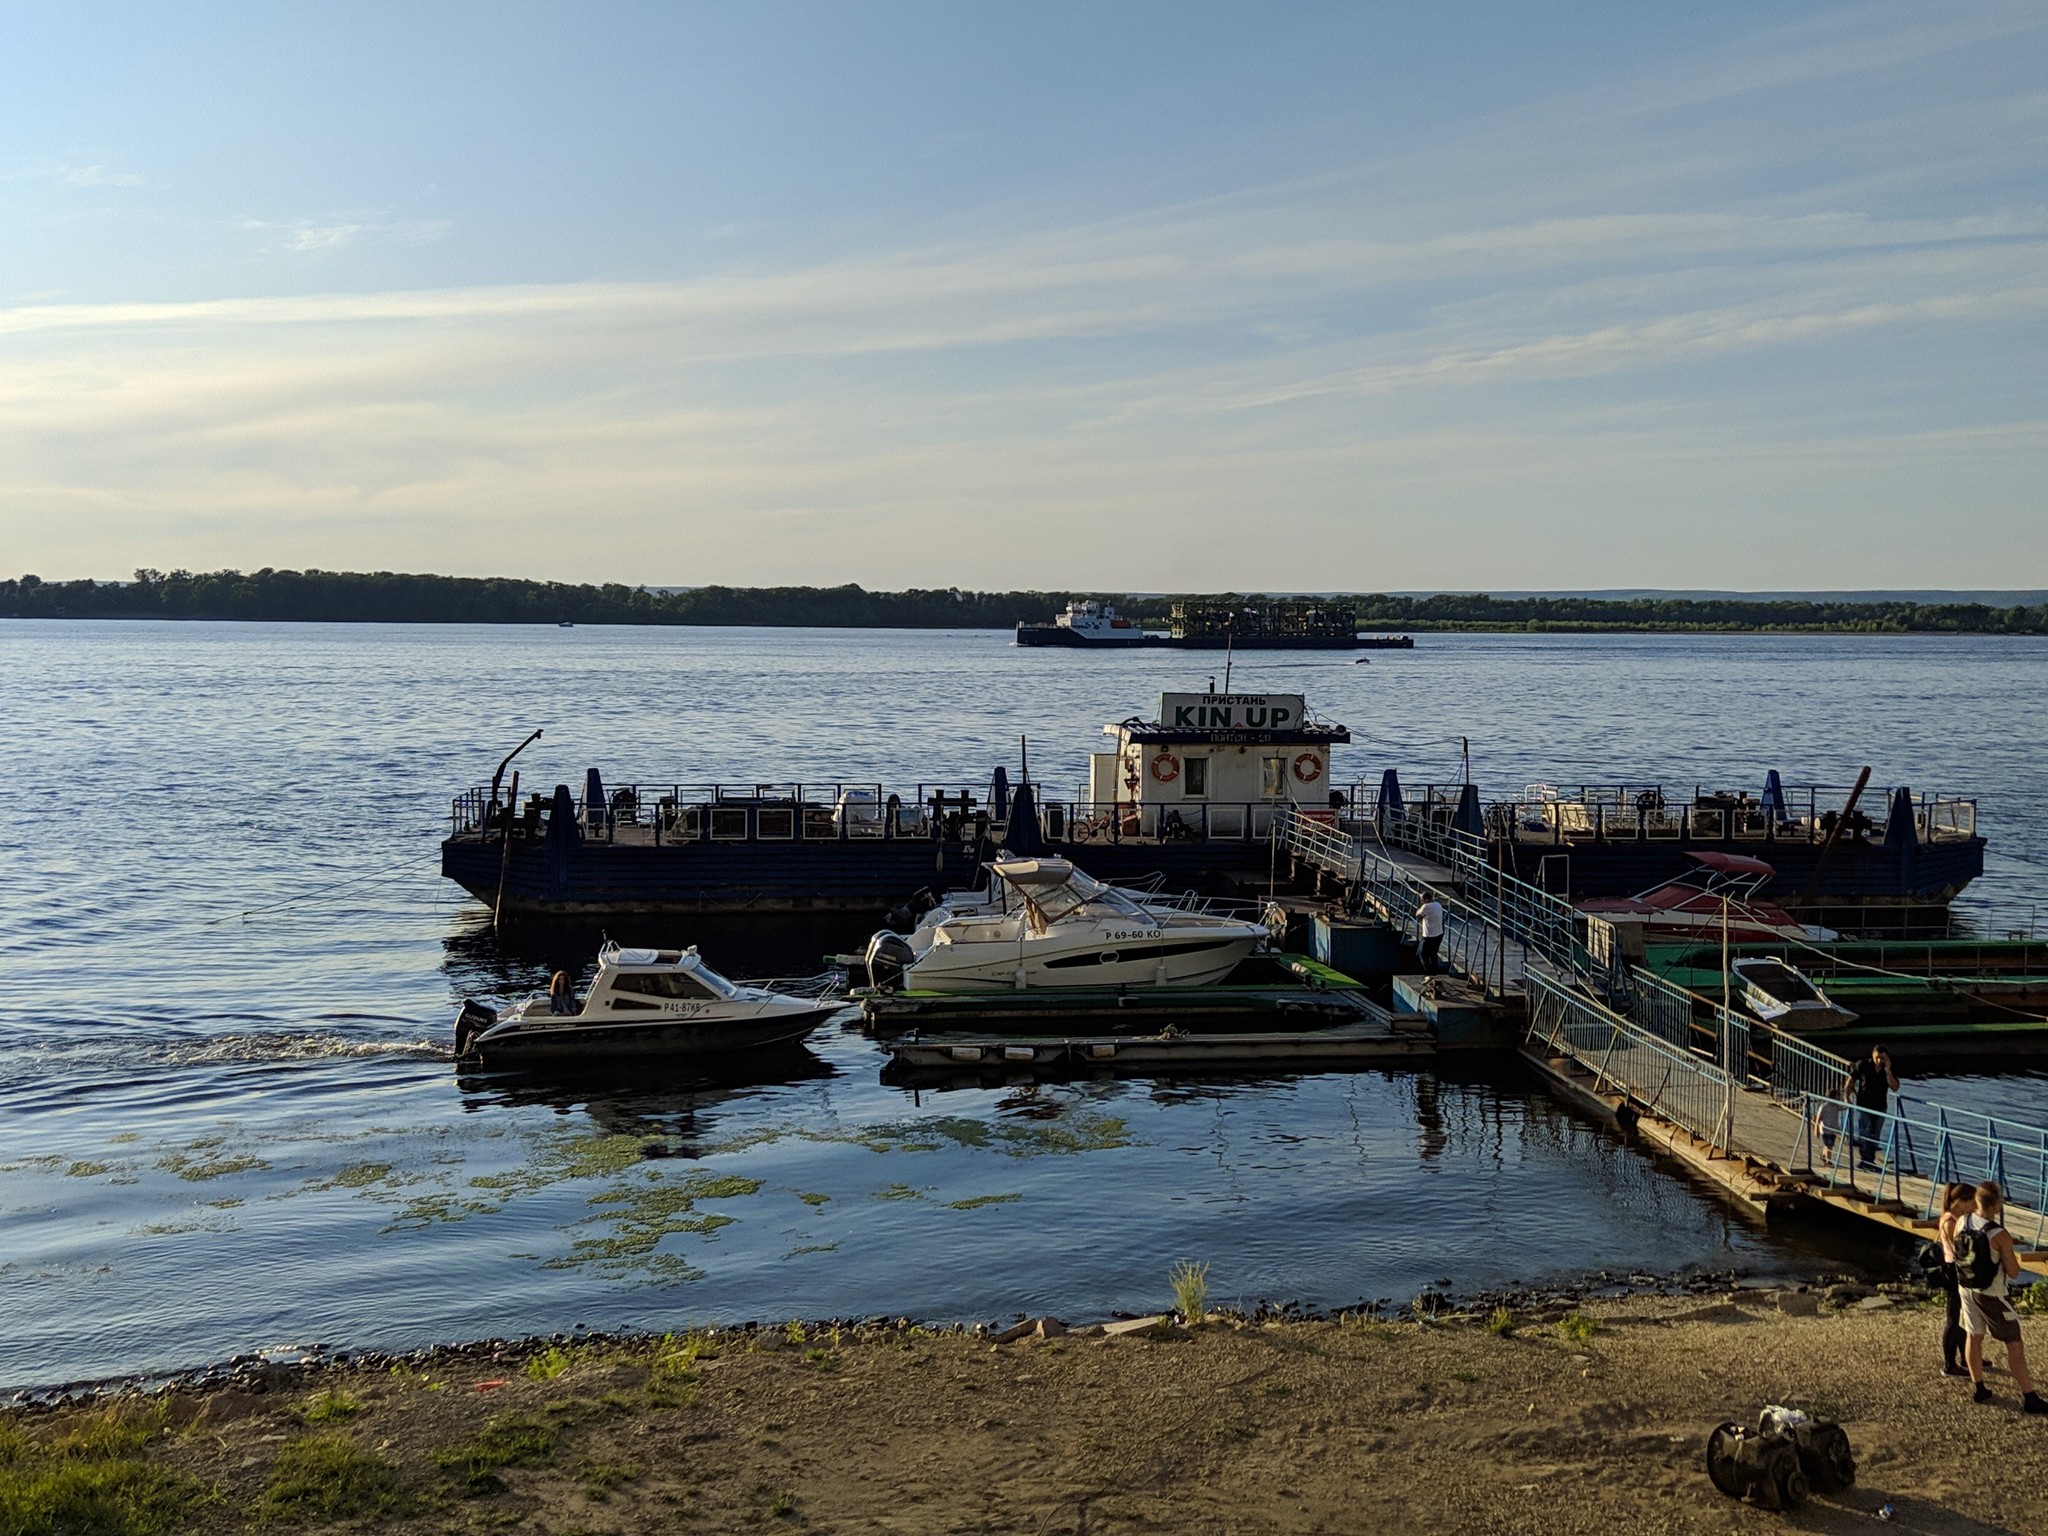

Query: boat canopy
1685,851,1777,877
599,943,739,997
988,857,1153,931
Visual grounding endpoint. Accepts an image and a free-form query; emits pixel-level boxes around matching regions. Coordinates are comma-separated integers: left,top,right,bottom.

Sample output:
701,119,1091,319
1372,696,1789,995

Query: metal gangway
1273,808,2048,1267
1274,806,1601,996
1529,968,2048,1270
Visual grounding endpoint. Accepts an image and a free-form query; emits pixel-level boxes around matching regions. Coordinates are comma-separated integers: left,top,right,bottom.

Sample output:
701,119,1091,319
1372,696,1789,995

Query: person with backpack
1936,1182,1977,1378
1954,1180,2046,1414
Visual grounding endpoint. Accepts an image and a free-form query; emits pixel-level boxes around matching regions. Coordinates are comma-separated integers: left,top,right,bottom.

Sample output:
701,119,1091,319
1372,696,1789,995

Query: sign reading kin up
1159,693,1306,731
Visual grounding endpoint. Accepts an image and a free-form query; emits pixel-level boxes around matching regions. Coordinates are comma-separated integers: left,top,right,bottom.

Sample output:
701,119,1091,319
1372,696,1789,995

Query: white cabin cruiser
864,856,1272,993
454,944,842,1064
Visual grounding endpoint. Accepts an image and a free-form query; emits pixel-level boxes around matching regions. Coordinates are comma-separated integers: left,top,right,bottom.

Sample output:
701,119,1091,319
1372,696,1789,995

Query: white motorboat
864,856,1272,993
1729,956,1858,1030
454,944,843,1064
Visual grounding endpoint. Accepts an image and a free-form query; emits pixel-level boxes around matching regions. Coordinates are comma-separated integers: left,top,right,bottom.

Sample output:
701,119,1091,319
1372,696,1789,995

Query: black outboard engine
453,999,497,1060
864,932,917,992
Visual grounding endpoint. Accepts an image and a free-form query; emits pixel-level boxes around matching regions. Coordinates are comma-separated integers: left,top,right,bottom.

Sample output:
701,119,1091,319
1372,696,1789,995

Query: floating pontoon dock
858,952,1378,1037
884,1017,1432,1076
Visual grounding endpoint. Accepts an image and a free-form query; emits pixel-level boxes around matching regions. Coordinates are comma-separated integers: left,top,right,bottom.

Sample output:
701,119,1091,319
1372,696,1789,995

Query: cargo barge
1015,598,1412,649
440,689,1985,930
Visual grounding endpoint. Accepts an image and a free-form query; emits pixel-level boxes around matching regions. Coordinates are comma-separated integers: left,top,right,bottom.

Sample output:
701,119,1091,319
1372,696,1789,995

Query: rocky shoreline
6,1262,1880,1410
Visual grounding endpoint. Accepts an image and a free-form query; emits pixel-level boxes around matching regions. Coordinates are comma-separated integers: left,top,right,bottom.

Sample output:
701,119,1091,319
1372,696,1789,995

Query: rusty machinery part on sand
1705,1406,1856,1511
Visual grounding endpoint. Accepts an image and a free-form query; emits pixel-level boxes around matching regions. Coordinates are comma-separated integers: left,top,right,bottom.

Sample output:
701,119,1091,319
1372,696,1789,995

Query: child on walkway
1956,1180,2046,1414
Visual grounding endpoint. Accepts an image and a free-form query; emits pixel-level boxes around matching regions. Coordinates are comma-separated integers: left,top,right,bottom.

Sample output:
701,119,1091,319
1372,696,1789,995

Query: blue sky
3,2,2044,589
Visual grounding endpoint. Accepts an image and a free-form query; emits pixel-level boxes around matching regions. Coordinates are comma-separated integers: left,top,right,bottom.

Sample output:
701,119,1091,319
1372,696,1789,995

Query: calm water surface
2,623,2044,1391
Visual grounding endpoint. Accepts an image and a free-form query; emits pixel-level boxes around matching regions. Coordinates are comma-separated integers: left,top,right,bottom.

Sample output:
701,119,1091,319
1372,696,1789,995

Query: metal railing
1538,968,2048,1246
1366,780,1982,848
1276,808,1599,994
1527,974,1741,1150
1790,1094,2048,1246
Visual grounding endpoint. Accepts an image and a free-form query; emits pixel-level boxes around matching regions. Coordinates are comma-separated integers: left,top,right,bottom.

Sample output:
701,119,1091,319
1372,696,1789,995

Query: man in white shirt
1415,895,1446,973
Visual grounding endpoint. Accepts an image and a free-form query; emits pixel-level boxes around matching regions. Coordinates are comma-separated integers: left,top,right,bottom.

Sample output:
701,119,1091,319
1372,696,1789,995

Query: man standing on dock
1416,894,1446,973
1844,1045,1899,1169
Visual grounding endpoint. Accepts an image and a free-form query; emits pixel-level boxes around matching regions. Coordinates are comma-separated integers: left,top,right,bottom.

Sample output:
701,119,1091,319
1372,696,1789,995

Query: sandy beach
7,1288,2046,1535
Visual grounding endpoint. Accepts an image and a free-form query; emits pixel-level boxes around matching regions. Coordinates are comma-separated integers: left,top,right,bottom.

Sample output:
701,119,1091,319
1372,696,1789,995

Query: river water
3,622,2044,1391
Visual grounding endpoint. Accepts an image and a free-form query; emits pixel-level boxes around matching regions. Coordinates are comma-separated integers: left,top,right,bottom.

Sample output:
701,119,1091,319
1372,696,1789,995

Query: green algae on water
948,1193,1023,1210
540,1171,764,1280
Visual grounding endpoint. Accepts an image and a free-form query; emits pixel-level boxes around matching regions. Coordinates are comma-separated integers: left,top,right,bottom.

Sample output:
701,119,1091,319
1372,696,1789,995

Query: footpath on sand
5,1292,2047,1535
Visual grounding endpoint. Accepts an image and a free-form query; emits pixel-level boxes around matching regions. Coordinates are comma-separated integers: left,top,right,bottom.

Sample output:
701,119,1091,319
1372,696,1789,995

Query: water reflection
454,1048,837,1155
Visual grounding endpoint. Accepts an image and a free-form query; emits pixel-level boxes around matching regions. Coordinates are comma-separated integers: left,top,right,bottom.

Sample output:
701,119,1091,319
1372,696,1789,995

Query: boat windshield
1739,959,1820,1002
1011,868,1154,931
603,944,739,999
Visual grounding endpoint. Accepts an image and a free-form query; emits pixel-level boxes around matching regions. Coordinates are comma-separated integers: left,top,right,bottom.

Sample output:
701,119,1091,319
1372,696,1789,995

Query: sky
2,2,2044,591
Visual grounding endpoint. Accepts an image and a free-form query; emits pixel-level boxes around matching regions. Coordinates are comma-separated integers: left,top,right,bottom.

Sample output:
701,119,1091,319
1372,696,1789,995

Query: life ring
1291,752,1323,784
1149,752,1181,783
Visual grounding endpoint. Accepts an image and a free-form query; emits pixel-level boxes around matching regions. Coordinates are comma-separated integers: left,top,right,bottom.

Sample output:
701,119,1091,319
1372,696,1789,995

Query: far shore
8,1287,2047,1534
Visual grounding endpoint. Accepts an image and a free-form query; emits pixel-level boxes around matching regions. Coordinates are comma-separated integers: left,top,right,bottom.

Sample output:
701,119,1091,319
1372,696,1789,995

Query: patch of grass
802,1348,838,1371
1452,1370,1478,1383
0,1455,209,1536
1169,1259,1210,1324
434,1413,556,1492
1557,1312,1598,1347
524,1345,572,1381
297,1389,364,1425
2014,1282,2047,1314
752,1484,799,1518
53,1406,163,1462
1261,1383,1292,1398
1485,1307,1518,1337
257,1432,405,1523
1410,1292,1448,1325
576,1459,640,1491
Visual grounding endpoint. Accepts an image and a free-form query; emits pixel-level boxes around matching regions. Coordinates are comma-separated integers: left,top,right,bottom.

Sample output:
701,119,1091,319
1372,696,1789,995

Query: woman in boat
548,970,578,1015
1937,1182,1977,1378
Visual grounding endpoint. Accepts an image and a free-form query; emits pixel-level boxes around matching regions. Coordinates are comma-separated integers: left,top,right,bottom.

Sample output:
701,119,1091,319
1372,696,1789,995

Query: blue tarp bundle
1007,782,1043,855
1377,768,1404,819
1884,785,1918,848
1761,769,1786,820
1453,781,1483,835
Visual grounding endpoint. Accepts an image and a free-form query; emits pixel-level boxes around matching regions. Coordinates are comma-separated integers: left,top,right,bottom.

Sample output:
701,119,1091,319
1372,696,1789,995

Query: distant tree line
2,569,2044,634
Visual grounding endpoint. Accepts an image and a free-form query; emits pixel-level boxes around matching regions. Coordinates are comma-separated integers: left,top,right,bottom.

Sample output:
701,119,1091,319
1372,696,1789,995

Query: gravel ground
5,1292,2044,1534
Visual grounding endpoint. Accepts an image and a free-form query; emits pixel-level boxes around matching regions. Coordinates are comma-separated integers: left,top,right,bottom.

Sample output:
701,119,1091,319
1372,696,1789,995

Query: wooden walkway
1524,1018,2048,1276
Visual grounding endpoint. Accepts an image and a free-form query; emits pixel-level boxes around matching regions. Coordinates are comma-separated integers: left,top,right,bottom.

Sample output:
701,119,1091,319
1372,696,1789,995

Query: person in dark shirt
1843,1045,1898,1169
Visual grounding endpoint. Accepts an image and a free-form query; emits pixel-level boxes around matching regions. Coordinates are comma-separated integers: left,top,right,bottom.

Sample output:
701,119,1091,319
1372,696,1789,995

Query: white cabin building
1084,691,1350,838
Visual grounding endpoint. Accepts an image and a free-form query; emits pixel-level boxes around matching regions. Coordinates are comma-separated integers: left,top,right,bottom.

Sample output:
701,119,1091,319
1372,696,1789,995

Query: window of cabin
1262,755,1286,799
1183,756,1209,797
611,970,717,1000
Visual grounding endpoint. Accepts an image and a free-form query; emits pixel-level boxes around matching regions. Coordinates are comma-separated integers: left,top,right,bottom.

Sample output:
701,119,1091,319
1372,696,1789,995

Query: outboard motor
453,1000,497,1060
864,932,917,992
1706,1407,1852,1510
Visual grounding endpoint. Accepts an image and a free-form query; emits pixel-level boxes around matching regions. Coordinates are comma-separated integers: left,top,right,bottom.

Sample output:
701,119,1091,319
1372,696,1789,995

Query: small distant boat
863,855,1272,993
557,620,575,628
454,944,841,1064
1577,853,1836,945
1730,956,1858,1030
